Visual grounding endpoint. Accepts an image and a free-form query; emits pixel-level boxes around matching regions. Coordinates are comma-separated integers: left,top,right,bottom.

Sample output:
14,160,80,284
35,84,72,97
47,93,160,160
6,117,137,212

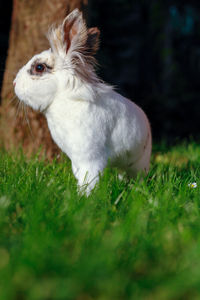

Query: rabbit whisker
8,95,17,105
23,103,34,140
14,100,21,123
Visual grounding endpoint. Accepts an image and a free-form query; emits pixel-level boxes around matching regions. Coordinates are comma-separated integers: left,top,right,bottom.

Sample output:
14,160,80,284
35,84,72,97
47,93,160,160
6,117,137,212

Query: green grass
1,143,200,299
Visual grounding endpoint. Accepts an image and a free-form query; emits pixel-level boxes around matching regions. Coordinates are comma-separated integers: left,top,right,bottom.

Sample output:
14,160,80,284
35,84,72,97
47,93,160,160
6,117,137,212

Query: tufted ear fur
48,9,100,59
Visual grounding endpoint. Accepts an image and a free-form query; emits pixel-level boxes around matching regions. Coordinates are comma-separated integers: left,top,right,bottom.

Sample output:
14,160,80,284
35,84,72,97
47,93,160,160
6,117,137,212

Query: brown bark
0,0,87,158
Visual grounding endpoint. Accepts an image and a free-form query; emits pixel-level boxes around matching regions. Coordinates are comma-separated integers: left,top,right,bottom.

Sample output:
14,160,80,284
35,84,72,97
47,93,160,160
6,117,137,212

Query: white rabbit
14,8,151,195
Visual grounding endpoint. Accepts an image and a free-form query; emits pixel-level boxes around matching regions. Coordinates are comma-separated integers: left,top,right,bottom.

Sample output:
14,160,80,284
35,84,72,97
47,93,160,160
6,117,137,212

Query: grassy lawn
0,143,200,299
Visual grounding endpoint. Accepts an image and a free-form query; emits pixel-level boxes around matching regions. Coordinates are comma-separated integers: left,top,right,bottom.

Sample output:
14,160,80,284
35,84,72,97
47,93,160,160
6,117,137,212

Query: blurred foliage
88,0,200,141
1,144,200,299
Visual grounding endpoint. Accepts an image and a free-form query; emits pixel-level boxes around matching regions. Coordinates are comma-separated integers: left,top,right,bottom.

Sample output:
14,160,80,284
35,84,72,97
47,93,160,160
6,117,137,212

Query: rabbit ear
86,27,100,55
62,9,88,53
48,9,100,60
47,9,88,56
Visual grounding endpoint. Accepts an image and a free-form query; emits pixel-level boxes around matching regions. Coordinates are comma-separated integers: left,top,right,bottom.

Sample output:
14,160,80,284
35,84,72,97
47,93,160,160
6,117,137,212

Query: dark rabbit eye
30,61,52,76
35,63,46,73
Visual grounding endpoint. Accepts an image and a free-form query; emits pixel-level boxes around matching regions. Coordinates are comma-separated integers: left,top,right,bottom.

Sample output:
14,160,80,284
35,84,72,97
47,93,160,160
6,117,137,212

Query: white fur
14,9,151,195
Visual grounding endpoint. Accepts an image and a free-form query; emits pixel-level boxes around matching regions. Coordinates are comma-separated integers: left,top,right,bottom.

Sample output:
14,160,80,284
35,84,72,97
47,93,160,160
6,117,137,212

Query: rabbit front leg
72,159,107,195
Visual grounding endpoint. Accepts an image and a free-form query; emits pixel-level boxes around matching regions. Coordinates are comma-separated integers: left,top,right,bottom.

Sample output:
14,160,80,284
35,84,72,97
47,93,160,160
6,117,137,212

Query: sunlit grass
0,142,200,299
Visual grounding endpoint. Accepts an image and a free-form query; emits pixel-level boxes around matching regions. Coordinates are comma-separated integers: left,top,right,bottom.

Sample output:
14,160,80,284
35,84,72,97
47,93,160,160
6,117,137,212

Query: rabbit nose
13,81,16,87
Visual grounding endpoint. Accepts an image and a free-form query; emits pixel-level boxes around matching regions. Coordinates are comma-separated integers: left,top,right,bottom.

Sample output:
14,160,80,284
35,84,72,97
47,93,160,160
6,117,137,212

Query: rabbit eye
29,61,52,76
35,63,46,73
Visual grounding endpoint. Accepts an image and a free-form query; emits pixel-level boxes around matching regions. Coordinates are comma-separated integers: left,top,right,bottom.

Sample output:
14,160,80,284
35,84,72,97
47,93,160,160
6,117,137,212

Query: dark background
1,1,200,142
0,1,12,96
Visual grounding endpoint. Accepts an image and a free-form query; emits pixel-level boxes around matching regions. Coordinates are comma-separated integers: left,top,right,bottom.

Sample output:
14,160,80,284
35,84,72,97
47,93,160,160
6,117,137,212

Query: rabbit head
14,9,100,112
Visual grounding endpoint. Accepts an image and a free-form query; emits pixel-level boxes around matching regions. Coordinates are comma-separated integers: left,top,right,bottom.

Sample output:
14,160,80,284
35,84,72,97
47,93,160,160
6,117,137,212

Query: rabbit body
46,84,151,192
14,9,151,194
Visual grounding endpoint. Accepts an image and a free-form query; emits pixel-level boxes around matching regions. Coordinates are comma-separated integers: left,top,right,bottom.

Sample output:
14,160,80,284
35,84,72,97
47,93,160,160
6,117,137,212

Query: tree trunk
0,0,87,158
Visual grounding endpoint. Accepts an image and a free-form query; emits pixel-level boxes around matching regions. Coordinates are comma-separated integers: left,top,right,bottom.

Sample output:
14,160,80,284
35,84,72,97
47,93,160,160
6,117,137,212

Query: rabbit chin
14,73,57,112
